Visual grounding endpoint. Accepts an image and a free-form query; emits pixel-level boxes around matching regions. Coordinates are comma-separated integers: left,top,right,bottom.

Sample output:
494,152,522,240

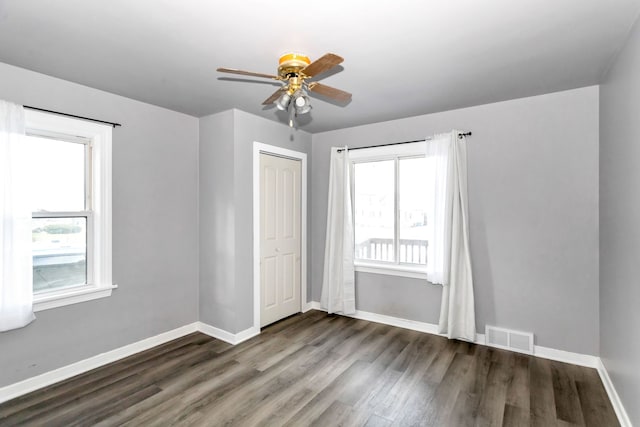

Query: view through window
353,155,429,267
24,134,89,293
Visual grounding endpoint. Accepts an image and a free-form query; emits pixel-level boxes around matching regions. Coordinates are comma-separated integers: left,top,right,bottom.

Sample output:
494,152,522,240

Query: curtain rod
23,105,122,128
337,131,471,153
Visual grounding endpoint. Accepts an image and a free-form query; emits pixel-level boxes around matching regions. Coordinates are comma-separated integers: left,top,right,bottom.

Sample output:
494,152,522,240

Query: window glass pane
25,135,86,212
354,160,395,262
32,217,87,292
399,157,428,265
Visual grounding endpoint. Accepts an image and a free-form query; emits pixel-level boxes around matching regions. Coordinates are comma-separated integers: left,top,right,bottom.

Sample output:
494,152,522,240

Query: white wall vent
485,326,534,355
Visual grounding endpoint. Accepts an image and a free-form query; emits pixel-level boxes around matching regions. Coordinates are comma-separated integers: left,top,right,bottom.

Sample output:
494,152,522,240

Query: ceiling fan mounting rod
286,76,304,94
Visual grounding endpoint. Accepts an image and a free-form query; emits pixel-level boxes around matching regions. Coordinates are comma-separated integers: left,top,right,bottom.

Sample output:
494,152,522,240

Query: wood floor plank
394,376,439,425
372,338,439,420
351,361,402,411
438,342,491,426
93,358,241,426
0,311,620,427
423,338,460,384
283,360,374,425
474,360,512,427
364,414,393,427
244,386,316,426
506,353,531,411
350,324,396,364
551,361,586,425
529,356,557,426
260,310,323,336
366,331,410,374
311,400,353,427
66,384,162,427
574,368,621,427
120,364,261,426
446,391,476,427
464,344,493,395
331,321,379,357
193,346,340,425
502,403,530,427
388,330,430,373
422,352,474,426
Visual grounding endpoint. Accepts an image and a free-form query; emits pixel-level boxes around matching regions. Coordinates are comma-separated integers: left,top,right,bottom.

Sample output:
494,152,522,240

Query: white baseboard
311,302,485,343
0,323,198,404
342,306,440,336
196,322,236,344
234,326,261,345
196,322,260,345
533,345,599,368
597,358,633,427
309,301,322,311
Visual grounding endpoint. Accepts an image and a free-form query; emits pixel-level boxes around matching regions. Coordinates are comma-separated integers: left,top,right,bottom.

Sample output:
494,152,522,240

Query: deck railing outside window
356,238,427,265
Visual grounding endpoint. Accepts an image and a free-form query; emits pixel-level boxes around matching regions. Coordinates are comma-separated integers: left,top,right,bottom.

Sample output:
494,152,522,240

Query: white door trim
253,142,307,332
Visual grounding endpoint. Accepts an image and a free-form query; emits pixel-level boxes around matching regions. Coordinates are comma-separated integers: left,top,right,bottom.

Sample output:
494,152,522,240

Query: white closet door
260,153,301,327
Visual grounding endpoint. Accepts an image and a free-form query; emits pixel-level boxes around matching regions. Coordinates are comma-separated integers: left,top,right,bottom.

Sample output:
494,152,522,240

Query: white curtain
321,147,356,315
0,100,35,332
425,131,475,341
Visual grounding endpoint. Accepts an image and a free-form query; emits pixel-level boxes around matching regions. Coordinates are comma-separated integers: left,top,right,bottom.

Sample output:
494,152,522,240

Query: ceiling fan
217,53,351,127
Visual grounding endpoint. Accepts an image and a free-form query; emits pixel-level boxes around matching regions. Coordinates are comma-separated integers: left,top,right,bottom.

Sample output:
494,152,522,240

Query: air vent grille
485,326,534,355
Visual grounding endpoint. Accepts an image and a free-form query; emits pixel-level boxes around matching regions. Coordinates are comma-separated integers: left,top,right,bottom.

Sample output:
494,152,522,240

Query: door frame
253,142,308,331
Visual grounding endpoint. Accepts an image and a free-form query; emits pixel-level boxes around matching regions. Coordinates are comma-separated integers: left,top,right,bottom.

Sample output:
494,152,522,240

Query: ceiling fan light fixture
275,92,291,111
295,101,311,115
293,90,311,115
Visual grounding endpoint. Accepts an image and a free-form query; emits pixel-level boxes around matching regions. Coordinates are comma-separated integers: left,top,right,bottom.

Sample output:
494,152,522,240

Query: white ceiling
0,1,638,133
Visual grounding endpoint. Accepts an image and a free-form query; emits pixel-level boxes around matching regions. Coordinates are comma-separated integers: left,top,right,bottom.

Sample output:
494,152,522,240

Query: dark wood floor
0,310,619,426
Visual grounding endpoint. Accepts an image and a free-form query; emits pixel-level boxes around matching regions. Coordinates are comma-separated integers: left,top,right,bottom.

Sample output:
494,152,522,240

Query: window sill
34,284,118,312
354,263,427,280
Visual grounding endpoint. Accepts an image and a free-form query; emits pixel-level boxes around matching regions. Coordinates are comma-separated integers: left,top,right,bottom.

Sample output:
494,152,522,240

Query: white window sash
25,110,113,311
350,142,428,272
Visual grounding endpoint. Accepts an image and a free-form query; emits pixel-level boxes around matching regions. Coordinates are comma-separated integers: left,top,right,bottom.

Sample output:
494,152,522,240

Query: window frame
25,110,115,311
350,141,428,279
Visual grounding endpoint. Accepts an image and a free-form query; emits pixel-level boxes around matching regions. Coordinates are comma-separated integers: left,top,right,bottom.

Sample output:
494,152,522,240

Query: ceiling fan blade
262,87,286,105
308,82,352,102
302,53,344,77
217,67,279,80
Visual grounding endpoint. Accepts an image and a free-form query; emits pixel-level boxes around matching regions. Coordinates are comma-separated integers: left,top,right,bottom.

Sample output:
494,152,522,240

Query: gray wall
312,86,600,355
199,109,312,333
0,62,200,387
199,110,236,332
600,15,640,426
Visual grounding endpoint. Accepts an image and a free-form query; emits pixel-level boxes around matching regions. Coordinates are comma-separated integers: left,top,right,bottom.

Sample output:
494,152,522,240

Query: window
24,110,114,311
351,142,429,278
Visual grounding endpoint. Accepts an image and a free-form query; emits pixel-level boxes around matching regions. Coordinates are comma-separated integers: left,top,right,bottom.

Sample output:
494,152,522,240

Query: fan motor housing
278,53,310,78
